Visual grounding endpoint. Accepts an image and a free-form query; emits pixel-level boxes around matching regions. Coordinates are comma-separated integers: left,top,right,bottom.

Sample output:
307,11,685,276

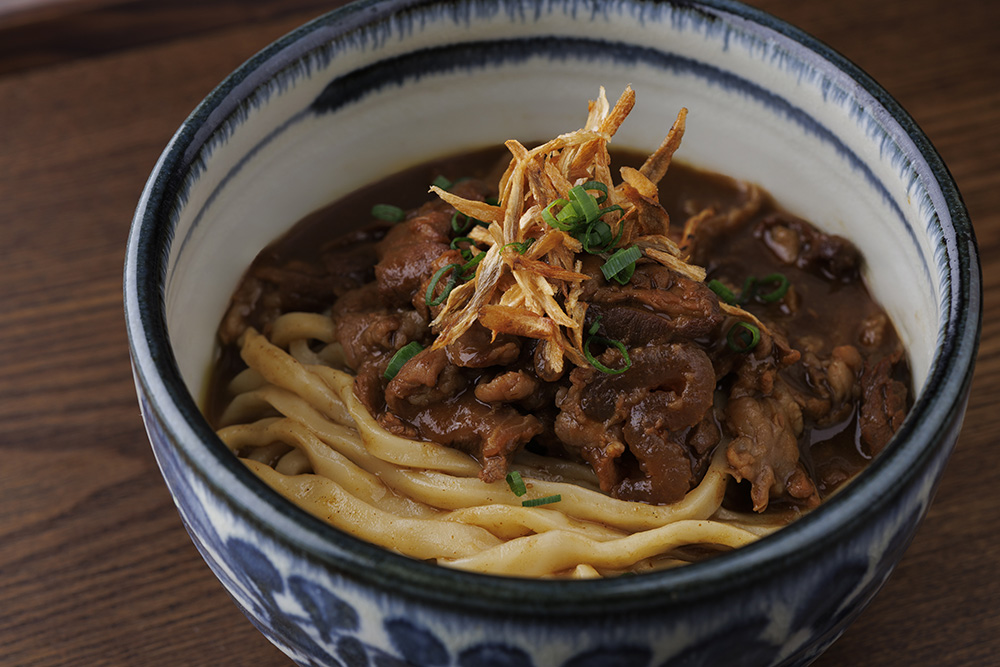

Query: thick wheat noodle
239,328,354,427
440,519,757,577
220,417,439,518
443,504,629,541
269,311,336,346
244,460,502,560
216,326,775,575
227,367,267,395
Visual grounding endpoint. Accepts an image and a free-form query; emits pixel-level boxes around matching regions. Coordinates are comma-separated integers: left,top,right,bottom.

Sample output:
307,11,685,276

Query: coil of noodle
212,87,907,577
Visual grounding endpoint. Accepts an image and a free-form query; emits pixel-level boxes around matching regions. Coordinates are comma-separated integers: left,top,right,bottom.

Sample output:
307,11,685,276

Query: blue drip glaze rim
126,0,981,616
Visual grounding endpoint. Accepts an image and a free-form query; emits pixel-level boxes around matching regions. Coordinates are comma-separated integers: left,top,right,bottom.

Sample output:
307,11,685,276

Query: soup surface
206,91,909,577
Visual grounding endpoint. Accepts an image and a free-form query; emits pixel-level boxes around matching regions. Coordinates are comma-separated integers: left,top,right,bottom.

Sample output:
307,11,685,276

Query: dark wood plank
0,0,995,664
0,0,337,75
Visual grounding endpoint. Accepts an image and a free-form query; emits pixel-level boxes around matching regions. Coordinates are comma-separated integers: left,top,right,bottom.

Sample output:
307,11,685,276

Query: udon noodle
209,87,909,578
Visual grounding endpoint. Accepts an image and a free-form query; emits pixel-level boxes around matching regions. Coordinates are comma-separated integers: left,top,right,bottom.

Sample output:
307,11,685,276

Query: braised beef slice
725,373,822,512
723,329,820,511
859,357,908,456
475,371,539,403
446,322,521,368
584,262,724,346
385,347,543,482
332,283,429,372
756,214,860,282
219,260,336,344
219,225,386,345
778,341,864,428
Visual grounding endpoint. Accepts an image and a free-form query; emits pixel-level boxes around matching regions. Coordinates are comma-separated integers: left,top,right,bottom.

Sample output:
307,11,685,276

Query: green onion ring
737,276,757,304
451,211,471,233
522,494,562,507
708,279,737,304
601,245,642,282
569,184,601,223
579,180,609,204
450,236,478,260
584,334,632,375
506,471,527,497
383,341,424,380
726,321,761,353
460,251,485,280
425,263,461,306
757,273,790,302
371,204,405,223
580,220,613,254
542,198,575,231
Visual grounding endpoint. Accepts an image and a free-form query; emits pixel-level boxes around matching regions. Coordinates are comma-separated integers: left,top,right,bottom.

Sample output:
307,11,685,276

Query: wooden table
1,0,996,664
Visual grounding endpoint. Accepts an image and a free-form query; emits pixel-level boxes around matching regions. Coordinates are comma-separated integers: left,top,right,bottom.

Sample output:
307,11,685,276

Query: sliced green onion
450,236,478,260
588,316,603,336
580,220,613,254
726,321,761,353
371,204,405,223
756,273,790,302
451,211,488,233
579,180,609,204
425,263,461,306
506,471,527,497
583,334,632,375
596,215,627,254
583,218,624,255
383,341,423,380
737,276,757,305
522,494,562,507
597,204,624,219
432,175,453,190
556,202,580,225
568,185,601,223
542,198,575,231
708,279,737,304
486,195,499,206
613,263,636,285
460,251,485,279
451,211,469,233
601,245,642,283
503,238,535,255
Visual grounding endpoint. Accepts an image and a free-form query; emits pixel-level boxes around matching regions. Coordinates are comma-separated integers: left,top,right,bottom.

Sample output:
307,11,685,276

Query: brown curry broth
208,145,908,504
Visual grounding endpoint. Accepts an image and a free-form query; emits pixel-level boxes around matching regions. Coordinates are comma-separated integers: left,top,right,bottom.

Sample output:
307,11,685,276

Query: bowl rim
124,0,981,615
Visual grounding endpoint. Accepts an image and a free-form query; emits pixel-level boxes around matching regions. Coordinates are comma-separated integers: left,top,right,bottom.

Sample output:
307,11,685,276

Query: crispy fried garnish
427,87,770,367
639,106,687,184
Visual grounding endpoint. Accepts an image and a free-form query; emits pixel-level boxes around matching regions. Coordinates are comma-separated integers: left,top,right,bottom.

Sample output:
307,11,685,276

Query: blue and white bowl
123,0,980,665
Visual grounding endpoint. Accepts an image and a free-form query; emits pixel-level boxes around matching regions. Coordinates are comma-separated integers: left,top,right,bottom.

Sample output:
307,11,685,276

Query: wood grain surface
1,0,997,664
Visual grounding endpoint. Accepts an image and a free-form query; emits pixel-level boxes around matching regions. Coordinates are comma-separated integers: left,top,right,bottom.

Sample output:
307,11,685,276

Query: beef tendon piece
555,343,717,503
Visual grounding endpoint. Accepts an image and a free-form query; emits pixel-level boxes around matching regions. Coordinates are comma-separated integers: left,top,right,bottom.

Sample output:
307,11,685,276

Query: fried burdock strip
425,86,772,371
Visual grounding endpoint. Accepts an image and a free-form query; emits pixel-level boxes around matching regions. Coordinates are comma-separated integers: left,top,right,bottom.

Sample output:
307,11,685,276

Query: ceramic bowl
123,0,980,665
